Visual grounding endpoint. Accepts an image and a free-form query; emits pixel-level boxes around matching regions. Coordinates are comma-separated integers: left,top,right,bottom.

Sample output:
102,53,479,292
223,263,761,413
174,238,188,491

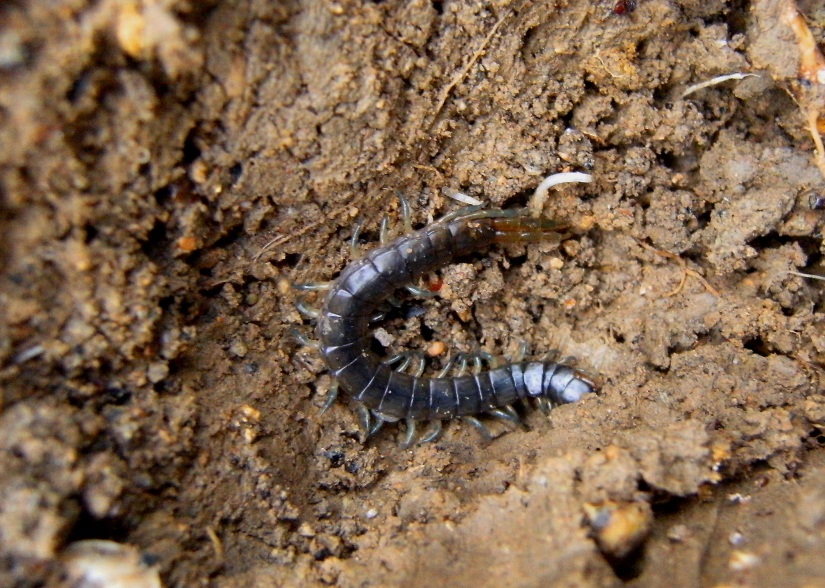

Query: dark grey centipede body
316,209,597,423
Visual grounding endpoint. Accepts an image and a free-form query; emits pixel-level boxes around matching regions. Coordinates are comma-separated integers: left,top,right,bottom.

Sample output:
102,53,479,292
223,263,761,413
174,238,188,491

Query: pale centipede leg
488,406,523,428
293,282,332,292
397,193,413,234
464,416,492,442
536,397,551,415
454,355,469,377
419,420,443,444
410,353,425,377
510,340,529,363
350,221,364,257
290,328,320,349
320,381,339,415
295,299,320,319
356,405,371,439
400,419,417,449
379,216,390,244
502,404,522,423
405,284,437,298
369,412,386,437
477,351,501,369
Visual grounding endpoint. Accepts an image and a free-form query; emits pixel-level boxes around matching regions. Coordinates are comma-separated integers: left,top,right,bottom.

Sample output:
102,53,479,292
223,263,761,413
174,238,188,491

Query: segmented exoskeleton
299,206,598,445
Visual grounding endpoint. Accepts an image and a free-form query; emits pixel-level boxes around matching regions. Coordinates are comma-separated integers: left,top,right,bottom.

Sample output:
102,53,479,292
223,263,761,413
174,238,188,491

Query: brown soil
2,0,825,586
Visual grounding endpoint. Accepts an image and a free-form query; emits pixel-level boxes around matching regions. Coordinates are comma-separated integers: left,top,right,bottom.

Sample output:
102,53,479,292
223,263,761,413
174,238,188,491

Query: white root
529,171,593,217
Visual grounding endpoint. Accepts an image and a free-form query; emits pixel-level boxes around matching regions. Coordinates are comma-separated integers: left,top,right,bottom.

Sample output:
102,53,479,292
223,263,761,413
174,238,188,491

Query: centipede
294,204,598,447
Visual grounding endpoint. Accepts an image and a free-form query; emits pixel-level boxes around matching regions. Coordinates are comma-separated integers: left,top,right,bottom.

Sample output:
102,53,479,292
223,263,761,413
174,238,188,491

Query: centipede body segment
311,207,598,431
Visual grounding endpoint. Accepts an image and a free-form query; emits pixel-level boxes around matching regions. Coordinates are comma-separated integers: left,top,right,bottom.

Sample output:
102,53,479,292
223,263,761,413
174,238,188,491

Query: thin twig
638,242,720,297
252,203,352,262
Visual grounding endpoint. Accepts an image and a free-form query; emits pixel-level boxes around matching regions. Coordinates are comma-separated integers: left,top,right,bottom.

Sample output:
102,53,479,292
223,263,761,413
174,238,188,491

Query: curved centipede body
304,206,598,442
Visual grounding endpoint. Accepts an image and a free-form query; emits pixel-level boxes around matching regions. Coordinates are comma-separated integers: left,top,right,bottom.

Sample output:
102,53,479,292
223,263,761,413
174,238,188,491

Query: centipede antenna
290,327,321,349
350,221,364,257
400,419,417,449
397,193,413,233
539,349,559,362
379,215,390,245
439,204,486,223
294,282,332,291
405,284,438,298
419,420,444,443
464,416,492,442
295,299,320,319
560,355,578,366
320,382,339,415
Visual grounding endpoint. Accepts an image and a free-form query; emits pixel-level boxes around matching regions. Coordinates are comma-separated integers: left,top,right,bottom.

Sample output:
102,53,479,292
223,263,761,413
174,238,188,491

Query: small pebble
373,328,394,347
728,531,745,546
427,341,446,357
229,340,248,358
146,362,169,384
729,549,760,572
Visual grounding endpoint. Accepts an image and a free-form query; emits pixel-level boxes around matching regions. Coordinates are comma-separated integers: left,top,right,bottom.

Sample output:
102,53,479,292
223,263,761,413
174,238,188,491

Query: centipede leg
463,351,500,375
370,310,387,323
350,220,365,257
510,340,529,363
536,397,551,415
380,192,414,245
477,351,501,369
464,416,493,442
488,406,524,429
369,412,386,437
419,420,443,444
379,216,391,244
295,299,320,319
453,355,469,377
397,193,413,234
294,282,332,292
320,381,339,415
290,327,320,349
405,283,437,298
400,419,417,449
384,351,426,377
356,405,371,442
